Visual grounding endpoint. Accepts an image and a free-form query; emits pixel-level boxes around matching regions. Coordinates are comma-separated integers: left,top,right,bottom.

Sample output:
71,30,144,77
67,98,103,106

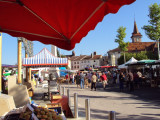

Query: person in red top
65,74,69,81
101,72,107,90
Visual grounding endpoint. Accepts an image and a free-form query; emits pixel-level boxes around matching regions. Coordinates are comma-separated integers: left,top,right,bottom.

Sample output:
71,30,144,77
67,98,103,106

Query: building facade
69,52,102,70
108,20,157,66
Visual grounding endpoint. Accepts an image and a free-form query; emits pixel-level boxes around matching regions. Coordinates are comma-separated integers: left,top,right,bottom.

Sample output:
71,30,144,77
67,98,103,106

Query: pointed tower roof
131,20,142,38
133,20,139,34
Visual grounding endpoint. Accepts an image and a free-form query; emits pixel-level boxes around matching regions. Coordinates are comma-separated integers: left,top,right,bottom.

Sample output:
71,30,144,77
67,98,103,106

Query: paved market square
33,83,160,120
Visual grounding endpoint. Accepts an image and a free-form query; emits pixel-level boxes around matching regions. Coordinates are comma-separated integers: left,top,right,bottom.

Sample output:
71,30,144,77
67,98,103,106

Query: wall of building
108,52,121,66
71,61,80,70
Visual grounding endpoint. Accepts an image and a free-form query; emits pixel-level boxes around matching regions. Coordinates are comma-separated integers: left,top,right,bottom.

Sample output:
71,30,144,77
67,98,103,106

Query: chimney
93,51,96,55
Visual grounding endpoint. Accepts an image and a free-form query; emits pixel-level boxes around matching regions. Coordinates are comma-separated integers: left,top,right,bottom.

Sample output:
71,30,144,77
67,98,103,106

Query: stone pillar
18,39,22,84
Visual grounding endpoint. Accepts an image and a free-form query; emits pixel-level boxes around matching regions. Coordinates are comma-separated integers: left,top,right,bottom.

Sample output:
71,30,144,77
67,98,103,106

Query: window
74,66,76,68
88,61,90,63
84,61,86,63
77,66,79,68
74,62,76,64
77,62,79,64
94,60,96,62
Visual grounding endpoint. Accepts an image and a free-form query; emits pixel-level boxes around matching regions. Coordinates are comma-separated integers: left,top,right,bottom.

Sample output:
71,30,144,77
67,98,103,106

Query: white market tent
118,57,138,69
23,48,68,67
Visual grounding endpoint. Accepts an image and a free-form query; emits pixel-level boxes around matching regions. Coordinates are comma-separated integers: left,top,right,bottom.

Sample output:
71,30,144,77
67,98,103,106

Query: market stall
23,48,68,68
127,59,156,88
118,57,138,69
0,0,136,119
146,60,160,88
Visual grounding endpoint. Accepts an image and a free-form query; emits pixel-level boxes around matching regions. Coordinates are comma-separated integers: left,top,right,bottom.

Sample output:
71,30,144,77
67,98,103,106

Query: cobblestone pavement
32,82,160,120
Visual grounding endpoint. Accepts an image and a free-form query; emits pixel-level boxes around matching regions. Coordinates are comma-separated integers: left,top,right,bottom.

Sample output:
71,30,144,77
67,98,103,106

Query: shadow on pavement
118,115,160,120
97,83,160,106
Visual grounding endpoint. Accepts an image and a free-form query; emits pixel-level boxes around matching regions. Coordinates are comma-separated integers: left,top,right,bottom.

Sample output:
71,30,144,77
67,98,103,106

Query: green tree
117,51,157,65
57,49,60,57
115,26,129,63
142,3,160,59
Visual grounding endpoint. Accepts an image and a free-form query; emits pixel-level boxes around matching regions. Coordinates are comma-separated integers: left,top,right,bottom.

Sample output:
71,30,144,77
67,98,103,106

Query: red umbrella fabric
0,0,135,50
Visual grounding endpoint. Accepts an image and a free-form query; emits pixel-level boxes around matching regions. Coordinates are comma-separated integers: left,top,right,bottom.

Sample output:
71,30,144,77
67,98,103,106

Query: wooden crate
46,103,62,114
28,90,33,97
51,94,62,100
47,103,61,108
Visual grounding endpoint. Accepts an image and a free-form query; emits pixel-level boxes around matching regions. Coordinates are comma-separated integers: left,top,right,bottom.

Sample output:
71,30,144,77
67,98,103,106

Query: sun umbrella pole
0,33,2,93
18,38,22,84
29,68,31,81
25,52,28,82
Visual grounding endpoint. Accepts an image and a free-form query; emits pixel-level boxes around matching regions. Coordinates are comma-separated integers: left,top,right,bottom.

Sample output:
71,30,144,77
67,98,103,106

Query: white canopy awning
118,57,138,69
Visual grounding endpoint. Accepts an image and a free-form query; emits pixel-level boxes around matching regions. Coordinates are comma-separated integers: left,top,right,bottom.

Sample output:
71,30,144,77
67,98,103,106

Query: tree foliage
115,26,129,51
57,49,66,58
142,3,160,41
118,51,157,65
115,26,129,63
57,49,60,57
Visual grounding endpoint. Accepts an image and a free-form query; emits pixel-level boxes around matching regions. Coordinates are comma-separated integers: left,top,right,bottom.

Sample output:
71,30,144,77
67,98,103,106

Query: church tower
131,20,142,43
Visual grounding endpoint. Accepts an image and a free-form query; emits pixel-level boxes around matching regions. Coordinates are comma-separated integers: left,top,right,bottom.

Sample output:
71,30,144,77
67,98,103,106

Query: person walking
91,72,97,91
70,74,73,84
87,72,92,88
137,71,142,88
72,73,75,84
80,72,85,89
101,72,107,90
119,71,124,92
128,70,134,92
75,72,80,88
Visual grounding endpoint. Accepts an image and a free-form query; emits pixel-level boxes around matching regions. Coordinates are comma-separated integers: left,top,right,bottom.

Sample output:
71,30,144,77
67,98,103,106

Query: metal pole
0,33,2,93
63,87,65,96
48,80,51,100
18,38,22,84
29,68,31,81
58,85,61,95
109,111,116,120
25,53,28,82
85,99,90,120
67,89,70,107
74,93,78,118
158,39,160,60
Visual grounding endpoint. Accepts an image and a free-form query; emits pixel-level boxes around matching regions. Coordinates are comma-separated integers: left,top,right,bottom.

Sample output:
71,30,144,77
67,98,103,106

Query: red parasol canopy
0,0,136,50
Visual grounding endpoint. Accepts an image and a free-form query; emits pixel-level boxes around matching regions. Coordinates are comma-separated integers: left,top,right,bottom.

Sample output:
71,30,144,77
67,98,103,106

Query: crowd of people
65,69,145,92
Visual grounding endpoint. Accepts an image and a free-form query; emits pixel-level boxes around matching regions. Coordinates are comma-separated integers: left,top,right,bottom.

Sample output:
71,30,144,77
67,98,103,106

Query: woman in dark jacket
75,72,81,87
119,71,124,92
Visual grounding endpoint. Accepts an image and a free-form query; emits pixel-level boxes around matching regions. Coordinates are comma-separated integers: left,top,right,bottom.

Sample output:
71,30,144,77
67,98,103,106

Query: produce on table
34,107,63,120
19,107,32,120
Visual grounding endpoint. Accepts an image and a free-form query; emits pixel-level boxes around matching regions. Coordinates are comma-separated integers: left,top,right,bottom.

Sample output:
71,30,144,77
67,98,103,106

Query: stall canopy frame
23,48,68,67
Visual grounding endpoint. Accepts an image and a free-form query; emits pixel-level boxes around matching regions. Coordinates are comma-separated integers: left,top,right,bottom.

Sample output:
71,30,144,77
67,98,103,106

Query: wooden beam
18,40,22,84
0,33,2,92
25,52,28,82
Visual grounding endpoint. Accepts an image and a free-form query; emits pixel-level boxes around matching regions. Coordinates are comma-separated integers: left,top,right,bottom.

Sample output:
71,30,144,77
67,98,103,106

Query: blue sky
2,0,160,65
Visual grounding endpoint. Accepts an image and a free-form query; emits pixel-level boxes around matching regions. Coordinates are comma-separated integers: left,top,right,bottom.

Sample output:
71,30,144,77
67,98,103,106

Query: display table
51,95,73,118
